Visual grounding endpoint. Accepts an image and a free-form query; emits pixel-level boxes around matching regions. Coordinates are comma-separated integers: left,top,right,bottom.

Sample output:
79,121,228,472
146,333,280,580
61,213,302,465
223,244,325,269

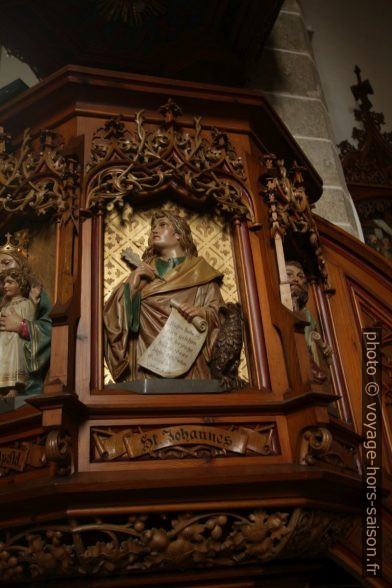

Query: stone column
246,0,362,237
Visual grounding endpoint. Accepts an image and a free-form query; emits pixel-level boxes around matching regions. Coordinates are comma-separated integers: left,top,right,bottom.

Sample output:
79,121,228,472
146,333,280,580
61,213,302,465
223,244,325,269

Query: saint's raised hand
129,262,156,291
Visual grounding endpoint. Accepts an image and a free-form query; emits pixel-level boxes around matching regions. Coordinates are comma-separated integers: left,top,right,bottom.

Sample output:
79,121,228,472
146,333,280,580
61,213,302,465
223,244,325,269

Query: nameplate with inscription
0,443,46,473
0,447,28,472
93,424,275,460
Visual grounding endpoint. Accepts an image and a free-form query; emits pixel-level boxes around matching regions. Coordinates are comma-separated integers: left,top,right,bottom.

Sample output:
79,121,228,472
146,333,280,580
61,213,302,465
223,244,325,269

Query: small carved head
0,268,31,299
286,260,308,311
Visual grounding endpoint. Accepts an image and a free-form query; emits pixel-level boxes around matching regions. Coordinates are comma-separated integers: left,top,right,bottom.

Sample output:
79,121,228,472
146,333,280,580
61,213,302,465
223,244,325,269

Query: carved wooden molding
92,423,278,461
45,429,72,476
299,427,360,475
0,128,80,225
85,99,253,222
0,508,353,583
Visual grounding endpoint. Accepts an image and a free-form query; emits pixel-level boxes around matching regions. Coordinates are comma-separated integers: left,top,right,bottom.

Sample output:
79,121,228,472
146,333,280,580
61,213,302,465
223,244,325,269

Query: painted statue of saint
0,269,37,397
104,212,225,381
286,260,333,383
0,237,52,396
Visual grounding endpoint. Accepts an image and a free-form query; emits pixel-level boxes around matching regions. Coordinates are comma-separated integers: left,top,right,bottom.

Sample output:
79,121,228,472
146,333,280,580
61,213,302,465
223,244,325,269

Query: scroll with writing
138,299,208,378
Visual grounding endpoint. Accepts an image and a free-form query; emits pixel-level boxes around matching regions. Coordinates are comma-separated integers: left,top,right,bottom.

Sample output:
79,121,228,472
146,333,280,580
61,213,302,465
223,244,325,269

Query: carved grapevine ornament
0,508,352,582
85,99,252,221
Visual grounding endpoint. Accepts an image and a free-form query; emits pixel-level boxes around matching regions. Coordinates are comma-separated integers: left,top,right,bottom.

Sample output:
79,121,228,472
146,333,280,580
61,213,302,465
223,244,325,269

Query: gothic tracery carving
85,99,252,221
259,155,328,284
0,128,80,223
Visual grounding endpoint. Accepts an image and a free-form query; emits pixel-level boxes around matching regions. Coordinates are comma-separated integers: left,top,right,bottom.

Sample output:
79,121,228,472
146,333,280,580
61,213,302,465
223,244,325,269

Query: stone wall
246,0,362,237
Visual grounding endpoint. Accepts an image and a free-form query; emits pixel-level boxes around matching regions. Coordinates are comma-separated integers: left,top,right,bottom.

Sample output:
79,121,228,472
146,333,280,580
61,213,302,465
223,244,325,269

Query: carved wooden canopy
85,99,253,222
0,0,283,85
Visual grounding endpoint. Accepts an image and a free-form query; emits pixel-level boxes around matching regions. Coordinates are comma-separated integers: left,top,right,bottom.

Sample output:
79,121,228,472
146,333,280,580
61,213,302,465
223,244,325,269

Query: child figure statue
0,269,37,398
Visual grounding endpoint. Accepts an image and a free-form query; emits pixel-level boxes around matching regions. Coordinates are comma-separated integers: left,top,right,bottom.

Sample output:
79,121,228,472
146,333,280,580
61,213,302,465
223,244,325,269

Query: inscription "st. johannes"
93,424,276,461
135,427,237,453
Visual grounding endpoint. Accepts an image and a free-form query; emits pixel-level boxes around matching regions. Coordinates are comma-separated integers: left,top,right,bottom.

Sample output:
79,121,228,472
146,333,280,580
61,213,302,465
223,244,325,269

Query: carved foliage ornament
85,99,252,221
0,508,353,583
0,127,80,224
259,155,328,283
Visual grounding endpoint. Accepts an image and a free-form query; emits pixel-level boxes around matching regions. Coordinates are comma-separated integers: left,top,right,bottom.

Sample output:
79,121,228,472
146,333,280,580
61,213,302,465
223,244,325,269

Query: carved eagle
210,302,247,390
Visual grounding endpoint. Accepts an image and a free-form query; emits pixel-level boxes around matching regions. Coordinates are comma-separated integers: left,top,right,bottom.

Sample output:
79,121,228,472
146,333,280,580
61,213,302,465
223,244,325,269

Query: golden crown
0,231,29,257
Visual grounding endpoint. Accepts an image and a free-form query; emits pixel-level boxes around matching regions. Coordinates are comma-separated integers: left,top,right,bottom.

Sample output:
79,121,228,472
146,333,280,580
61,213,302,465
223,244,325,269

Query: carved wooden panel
91,422,278,462
346,279,392,469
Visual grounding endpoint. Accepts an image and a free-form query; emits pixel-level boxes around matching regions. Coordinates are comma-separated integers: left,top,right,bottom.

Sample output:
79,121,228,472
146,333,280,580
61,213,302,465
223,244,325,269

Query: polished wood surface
0,67,389,586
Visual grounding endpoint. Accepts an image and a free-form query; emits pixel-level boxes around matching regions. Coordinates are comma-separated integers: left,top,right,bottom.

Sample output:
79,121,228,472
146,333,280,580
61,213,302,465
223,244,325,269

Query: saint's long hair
142,212,198,262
